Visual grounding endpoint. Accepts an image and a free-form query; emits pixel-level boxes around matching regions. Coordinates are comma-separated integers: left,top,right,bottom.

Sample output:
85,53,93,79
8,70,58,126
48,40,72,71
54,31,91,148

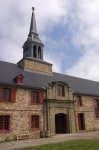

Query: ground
0,131,99,150
15,140,99,150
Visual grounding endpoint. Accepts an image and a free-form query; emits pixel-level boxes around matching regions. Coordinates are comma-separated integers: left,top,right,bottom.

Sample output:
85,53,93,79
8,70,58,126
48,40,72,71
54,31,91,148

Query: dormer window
14,74,24,84
57,84,65,97
18,76,23,84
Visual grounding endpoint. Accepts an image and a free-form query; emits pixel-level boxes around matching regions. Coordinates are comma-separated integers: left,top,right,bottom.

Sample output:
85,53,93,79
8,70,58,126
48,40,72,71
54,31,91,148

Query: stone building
0,8,99,141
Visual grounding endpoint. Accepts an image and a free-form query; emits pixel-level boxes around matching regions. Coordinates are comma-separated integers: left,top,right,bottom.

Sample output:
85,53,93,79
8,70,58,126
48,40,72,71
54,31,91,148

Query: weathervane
32,7,35,11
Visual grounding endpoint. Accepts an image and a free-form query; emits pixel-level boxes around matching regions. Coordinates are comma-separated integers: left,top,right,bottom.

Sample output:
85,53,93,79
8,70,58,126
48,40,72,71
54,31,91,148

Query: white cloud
67,51,99,81
67,0,99,81
44,54,61,73
34,0,71,32
0,0,70,70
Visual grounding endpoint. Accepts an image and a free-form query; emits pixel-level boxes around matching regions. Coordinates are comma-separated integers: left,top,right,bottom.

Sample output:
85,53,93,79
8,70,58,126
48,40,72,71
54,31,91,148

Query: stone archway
55,113,68,134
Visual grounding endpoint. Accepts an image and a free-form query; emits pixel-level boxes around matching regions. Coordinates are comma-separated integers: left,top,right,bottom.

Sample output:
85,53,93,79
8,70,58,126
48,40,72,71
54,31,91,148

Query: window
31,91,39,103
31,115,39,129
31,90,44,104
57,84,65,97
3,88,11,102
76,95,82,106
0,88,16,103
38,46,41,59
78,113,85,130
18,77,23,84
0,115,10,131
33,45,37,58
94,99,99,118
14,74,24,84
17,75,24,84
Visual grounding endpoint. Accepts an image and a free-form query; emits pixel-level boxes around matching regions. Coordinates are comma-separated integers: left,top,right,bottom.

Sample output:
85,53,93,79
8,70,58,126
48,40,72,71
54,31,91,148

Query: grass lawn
15,140,99,150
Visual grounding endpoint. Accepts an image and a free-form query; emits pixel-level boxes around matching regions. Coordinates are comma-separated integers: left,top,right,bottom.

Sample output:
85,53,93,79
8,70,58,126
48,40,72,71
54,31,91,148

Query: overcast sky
0,0,99,81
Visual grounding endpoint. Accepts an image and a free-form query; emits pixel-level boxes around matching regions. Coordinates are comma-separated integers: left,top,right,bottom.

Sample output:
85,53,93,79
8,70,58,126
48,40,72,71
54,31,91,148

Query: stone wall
0,83,99,141
18,58,52,75
74,95,99,132
0,88,44,141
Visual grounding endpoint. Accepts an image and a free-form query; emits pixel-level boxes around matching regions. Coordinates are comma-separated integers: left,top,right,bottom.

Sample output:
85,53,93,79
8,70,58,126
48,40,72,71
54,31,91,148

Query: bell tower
23,7,44,60
18,7,52,75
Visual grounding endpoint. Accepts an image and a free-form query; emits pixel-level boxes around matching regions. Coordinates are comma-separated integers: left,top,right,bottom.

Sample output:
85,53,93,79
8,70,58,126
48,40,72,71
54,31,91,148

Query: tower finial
32,7,35,11
29,6,37,35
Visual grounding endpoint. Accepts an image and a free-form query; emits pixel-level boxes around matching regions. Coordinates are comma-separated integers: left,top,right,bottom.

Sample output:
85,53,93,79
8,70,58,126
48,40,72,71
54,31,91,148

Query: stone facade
0,82,76,141
74,95,99,132
18,58,52,75
46,82,76,136
0,88,44,141
0,82,99,141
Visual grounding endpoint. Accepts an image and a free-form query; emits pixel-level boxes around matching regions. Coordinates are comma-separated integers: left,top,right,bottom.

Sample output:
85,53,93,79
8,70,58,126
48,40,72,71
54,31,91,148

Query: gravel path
0,131,99,150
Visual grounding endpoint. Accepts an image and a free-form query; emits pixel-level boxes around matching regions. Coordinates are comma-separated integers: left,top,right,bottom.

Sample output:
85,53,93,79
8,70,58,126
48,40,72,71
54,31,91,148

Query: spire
29,7,37,36
23,7,44,60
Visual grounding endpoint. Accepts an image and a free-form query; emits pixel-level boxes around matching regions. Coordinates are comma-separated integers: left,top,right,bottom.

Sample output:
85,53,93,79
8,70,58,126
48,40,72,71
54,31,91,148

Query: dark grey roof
0,61,99,96
0,61,55,89
54,72,99,96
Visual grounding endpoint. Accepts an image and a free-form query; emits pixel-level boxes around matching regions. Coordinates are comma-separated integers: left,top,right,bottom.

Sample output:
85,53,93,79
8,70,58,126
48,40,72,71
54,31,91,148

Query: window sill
31,128,40,131
57,96,65,97
0,101,13,104
0,130,10,133
95,117,99,120
31,103,43,105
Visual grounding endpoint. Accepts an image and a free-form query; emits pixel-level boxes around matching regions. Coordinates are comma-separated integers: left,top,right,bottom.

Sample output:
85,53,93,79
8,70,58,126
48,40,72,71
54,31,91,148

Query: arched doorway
55,113,68,134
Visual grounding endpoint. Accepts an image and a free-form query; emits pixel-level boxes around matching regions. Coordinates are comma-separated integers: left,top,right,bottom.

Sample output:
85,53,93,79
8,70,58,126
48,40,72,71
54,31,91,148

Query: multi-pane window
31,115,39,129
31,91,39,103
94,99,99,118
0,88,11,102
0,88,16,103
3,88,11,102
31,90,44,104
76,95,82,106
57,84,65,97
0,115,10,131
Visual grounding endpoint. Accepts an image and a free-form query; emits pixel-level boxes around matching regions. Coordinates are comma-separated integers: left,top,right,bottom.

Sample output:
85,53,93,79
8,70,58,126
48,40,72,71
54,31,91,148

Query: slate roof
0,61,99,96
27,7,43,45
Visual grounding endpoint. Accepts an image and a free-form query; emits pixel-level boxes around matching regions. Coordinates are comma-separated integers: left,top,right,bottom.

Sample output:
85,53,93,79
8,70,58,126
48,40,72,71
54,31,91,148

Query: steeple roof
29,7,37,36
26,7,43,45
23,7,44,59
